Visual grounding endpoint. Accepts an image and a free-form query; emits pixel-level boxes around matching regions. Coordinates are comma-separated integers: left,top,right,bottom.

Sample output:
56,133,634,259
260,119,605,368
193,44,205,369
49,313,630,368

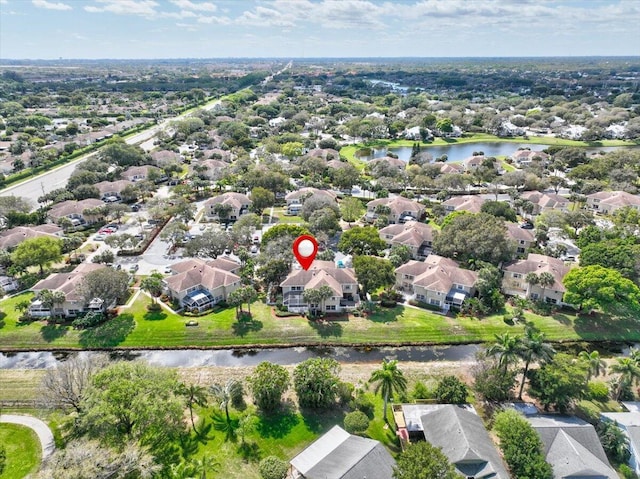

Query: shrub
472,361,517,402
343,410,370,435
71,311,105,329
146,302,162,312
258,456,288,479
434,375,469,404
352,391,375,419
412,381,436,400
336,381,354,406
0,444,5,475
620,464,639,479
587,381,610,401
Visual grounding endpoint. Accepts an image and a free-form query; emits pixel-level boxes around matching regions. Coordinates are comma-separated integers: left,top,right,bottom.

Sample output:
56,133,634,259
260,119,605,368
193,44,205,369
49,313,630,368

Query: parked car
94,234,106,241
129,264,139,273
519,221,534,229
250,245,259,254
164,266,173,274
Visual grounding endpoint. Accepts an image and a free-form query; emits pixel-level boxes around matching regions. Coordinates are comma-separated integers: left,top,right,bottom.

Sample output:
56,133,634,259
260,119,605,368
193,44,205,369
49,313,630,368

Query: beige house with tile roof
280,261,359,314
203,192,252,221
48,199,105,225
366,196,425,224
520,191,569,215
501,253,570,304
436,162,464,174
367,156,406,174
441,195,485,214
0,224,63,250
95,180,131,200
30,263,107,318
586,191,640,215
164,257,242,312
379,221,434,259
395,255,478,310
285,187,337,206
505,222,535,256
511,149,549,167
122,165,162,182
193,159,229,180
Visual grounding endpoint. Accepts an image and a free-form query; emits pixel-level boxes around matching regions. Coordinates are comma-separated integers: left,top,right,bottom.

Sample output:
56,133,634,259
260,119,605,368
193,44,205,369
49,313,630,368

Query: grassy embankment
1,291,639,350
0,423,41,479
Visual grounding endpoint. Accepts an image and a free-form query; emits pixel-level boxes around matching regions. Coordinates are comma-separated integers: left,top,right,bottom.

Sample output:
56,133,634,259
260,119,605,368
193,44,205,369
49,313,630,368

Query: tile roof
442,195,485,213
48,199,104,219
502,253,570,292
204,192,251,210
94,180,131,196
396,255,478,293
367,196,425,217
587,190,640,207
0,225,62,250
285,187,337,202
32,263,105,302
280,262,357,288
379,221,433,248
505,222,535,242
165,258,241,293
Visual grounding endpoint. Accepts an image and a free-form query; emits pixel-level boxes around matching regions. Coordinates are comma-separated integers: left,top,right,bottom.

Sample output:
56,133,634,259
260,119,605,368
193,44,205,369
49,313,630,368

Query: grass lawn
2,292,640,349
0,423,41,479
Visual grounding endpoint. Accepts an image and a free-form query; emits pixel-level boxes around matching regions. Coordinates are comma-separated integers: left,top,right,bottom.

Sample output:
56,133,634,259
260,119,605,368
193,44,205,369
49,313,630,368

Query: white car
94,234,106,241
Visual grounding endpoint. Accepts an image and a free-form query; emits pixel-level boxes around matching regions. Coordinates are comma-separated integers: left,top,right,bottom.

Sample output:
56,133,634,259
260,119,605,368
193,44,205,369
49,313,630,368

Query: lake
355,142,632,163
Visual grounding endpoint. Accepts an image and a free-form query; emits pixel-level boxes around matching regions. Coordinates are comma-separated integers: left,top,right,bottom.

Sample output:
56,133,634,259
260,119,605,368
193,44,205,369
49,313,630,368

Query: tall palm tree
517,324,555,399
578,350,606,379
611,357,640,400
179,383,208,433
487,333,521,373
525,272,540,299
537,272,555,302
210,379,241,423
369,359,407,423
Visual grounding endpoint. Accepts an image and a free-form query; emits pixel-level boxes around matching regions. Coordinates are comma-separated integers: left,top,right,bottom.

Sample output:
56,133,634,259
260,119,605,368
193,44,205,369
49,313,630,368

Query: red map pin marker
293,234,318,270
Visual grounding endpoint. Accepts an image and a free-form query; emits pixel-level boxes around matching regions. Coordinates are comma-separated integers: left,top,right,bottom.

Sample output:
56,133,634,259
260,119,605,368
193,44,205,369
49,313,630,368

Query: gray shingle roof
290,425,395,479
420,405,509,479
528,415,617,479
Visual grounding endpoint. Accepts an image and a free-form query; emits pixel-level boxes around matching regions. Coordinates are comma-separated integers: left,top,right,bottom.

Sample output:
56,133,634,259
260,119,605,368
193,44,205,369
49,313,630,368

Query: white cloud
197,15,230,24
84,0,158,16
170,0,217,12
32,0,72,10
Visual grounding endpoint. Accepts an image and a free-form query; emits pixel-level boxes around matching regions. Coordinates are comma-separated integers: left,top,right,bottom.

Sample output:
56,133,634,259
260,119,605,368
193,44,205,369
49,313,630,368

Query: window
326,305,336,311
291,286,302,291
456,284,464,290
519,240,526,245
429,298,441,306
344,285,351,290
545,297,558,304
416,294,425,301
517,247,525,254
531,293,539,300
513,273,522,279
403,274,413,280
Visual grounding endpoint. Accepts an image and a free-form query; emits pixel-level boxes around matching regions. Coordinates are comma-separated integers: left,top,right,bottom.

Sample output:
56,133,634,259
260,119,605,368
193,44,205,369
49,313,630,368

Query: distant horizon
1,1,639,59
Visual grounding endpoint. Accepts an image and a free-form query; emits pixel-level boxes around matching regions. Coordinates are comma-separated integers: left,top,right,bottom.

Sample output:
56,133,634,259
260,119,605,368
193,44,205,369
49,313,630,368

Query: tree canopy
563,265,640,311
353,255,395,297
393,441,461,479
11,236,62,274
293,358,340,409
337,226,386,256
248,361,289,411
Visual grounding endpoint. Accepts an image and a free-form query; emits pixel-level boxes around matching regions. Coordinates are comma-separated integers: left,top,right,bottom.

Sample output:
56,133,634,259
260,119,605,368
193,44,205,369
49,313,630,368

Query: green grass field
0,423,41,479
2,291,640,350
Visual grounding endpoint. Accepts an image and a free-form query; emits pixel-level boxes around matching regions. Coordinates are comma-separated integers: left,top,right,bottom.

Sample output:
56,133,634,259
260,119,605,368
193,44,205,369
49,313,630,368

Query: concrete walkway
0,414,55,459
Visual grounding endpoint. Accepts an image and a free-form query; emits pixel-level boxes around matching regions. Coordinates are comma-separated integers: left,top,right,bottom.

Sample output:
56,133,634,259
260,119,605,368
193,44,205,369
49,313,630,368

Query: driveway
0,414,55,459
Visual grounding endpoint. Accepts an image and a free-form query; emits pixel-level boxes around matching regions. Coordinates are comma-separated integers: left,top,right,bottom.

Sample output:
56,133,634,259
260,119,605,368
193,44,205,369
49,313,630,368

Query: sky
1,0,639,59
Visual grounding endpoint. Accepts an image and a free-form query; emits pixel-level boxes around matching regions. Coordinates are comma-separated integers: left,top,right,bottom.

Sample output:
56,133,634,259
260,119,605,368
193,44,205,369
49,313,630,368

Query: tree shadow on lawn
232,318,263,337
40,323,69,342
574,309,640,341
308,319,343,338
143,310,167,321
366,306,403,324
300,407,346,434
256,404,300,439
237,441,261,463
79,313,135,348
552,312,572,326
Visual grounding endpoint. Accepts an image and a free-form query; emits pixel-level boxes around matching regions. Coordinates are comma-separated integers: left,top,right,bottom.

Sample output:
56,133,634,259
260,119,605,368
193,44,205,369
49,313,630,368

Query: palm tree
179,383,208,433
537,272,555,302
517,324,555,399
578,350,606,379
210,379,241,423
486,333,521,372
611,357,640,400
369,359,407,423
525,272,540,299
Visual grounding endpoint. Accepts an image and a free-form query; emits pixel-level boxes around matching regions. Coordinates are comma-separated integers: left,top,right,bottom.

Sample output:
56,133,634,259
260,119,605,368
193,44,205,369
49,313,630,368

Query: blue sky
1,0,639,59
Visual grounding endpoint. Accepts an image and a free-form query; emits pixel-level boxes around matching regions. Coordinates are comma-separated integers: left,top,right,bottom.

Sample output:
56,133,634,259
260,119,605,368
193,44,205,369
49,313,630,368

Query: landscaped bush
412,381,436,400
336,381,354,406
587,381,610,401
351,391,375,419
71,311,105,329
258,456,288,479
344,410,370,435
407,299,441,312
620,464,639,479
146,302,162,312
434,375,469,404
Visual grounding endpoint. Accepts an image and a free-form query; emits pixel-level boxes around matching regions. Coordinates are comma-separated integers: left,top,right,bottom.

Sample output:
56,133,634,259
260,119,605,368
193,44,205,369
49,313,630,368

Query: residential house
150,149,180,167
379,221,434,259
308,148,341,161
366,196,425,224
0,224,63,250
395,255,478,310
501,253,570,305
441,195,485,214
602,402,640,475
367,156,406,174
95,180,131,201
280,261,359,314
520,191,569,215
505,222,535,256
121,165,162,182
461,154,490,172
529,415,617,479
163,257,242,312
48,199,105,226
436,161,464,175
203,192,252,221
586,191,640,215
419,405,510,479
193,159,228,180
289,425,395,479
511,149,550,167
30,263,107,318
285,188,337,206
326,159,348,170
0,275,19,293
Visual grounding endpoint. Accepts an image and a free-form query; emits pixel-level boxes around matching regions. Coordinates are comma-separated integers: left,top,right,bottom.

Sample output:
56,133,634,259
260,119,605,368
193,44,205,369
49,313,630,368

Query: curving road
0,413,55,460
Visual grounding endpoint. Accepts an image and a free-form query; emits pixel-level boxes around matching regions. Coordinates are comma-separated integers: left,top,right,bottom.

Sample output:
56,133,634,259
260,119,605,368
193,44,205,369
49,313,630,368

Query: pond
0,344,481,369
355,142,633,163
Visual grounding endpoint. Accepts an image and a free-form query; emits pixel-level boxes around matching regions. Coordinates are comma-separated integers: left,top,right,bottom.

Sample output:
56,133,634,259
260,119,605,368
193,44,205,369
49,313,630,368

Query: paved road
0,413,55,459
0,99,221,208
